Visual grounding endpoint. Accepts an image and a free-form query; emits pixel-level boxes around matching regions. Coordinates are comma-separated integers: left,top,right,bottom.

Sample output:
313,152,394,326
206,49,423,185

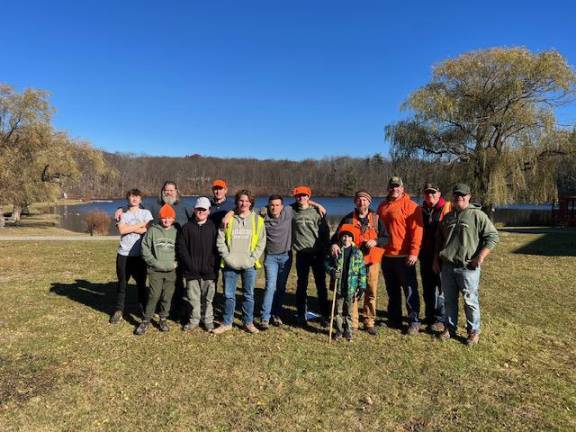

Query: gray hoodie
217,212,266,270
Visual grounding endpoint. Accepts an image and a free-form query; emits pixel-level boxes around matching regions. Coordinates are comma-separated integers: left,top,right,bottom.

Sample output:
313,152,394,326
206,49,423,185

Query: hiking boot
320,317,329,328
332,331,343,341
109,310,123,324
270,316,283,327
430,322,446,333
343,330,353,341
259,320,270,331
211,324,232,335
244,323,260,334
366,326,377,336
439,329,451,341
182,322,199,332
134,322,149,336
407,322,420,336
466,331,480,345
158,319,170,332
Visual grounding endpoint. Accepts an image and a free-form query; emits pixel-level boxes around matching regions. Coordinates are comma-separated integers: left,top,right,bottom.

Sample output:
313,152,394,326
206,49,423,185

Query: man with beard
115,181,194,228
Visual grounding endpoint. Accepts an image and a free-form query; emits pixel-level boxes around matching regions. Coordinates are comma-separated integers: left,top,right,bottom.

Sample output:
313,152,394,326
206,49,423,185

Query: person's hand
364,239,377,249
468,256,483,269
114,208,124,222
331,243,341,257
316,204,327,217
173,262,178,269
433,259,441,274
220,210,234,229
333,268,342,280
406,255,418,266
135,226,147,234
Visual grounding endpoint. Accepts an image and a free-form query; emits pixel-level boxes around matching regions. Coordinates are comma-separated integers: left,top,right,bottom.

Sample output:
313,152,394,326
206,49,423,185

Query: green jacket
292,205,330,253
325,245,366,298
436,204,499,267
141,224,178,272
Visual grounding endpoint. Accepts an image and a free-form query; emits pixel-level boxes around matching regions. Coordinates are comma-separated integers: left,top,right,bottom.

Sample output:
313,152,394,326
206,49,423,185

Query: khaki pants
352,262,380,329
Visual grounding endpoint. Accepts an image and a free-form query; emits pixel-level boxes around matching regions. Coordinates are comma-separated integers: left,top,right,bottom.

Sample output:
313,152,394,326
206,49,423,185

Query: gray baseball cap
194,196,211,209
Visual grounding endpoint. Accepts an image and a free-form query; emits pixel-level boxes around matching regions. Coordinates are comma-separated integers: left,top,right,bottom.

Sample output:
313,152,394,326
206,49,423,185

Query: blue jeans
222,267,257,325
440,262,481,334
261,252,292,322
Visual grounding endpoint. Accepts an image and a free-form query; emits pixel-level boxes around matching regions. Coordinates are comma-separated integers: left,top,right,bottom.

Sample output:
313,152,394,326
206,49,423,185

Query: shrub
84,210,111,236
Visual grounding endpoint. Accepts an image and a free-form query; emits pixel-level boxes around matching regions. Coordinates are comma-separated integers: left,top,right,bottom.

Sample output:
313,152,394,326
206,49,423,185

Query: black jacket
177,219,219,280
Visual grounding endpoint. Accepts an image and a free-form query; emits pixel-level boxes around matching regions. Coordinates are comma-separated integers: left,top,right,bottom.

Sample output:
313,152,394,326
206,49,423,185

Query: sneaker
244,323,260,334
134,322,149,336
466,331,480,345
439,329,451,341
270,316,283,327
407,322,420,336
343,330,353,341
332,331,343,341
211,324,233,335
183,322,199,332
158,319,170,332
259,320,270,331
366,326,377,336
109,310,123,324
430,322,446,333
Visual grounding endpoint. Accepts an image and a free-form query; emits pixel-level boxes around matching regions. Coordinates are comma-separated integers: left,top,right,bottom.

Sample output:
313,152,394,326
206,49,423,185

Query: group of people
110,176,499,345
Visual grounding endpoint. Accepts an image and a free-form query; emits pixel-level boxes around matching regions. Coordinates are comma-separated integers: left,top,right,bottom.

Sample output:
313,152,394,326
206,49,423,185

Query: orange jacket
376,193,423,257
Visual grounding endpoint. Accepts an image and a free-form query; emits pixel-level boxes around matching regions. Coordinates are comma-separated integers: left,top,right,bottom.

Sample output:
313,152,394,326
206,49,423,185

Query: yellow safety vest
221,212,265,269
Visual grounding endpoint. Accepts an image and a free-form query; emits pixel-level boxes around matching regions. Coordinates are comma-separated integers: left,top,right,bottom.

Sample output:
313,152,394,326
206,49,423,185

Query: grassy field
1,228,575,431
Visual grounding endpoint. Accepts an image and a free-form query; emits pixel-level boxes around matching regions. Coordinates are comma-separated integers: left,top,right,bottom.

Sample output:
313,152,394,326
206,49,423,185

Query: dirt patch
0,354,59,407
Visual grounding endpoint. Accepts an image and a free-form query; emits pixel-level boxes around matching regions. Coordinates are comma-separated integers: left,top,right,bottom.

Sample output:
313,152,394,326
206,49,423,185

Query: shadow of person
49,279,141,325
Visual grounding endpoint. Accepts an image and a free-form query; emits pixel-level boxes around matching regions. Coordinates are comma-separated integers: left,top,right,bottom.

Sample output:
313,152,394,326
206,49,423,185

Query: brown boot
243,323,260,334
430,322,446,333
466,331,480,345
211,324,233,335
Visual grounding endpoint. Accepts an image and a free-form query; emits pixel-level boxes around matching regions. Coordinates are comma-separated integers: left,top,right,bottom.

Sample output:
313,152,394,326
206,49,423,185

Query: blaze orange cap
212,179,227,189
292,186,312,197
159,204,176,219
338,224,361,245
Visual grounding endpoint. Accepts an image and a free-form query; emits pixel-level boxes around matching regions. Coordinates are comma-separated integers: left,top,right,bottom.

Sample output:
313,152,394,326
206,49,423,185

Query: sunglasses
195,208,208,212
453,192,468,197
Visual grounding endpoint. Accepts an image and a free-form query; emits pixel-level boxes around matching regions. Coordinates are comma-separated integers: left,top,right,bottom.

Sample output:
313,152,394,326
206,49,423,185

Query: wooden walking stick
328,272,340,343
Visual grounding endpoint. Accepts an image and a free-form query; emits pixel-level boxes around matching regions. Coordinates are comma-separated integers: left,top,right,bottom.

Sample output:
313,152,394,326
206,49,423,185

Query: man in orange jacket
376,176,424,335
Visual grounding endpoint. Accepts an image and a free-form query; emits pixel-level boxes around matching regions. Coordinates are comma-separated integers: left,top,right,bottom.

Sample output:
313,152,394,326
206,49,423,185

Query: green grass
1,230,575,431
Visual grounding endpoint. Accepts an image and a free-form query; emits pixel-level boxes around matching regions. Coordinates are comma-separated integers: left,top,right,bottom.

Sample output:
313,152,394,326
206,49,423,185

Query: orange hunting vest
352,211,384,266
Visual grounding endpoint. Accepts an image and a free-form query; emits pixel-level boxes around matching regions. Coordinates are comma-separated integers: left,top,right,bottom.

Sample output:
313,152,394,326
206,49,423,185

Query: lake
51,197,555,234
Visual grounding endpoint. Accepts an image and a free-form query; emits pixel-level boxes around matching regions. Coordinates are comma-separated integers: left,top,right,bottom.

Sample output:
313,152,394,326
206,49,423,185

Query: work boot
270,316,283,327
439,329,451,341
343,329,353,341
407,322,420,336
109,310,123,324
366,326,378,336
332,331,342,341
211,324,232,335
244,323,260,334
182,322,198,332
134,322,149,336
259,320,270,331
158,319,170,332
430,322,446,333
466,331,480,345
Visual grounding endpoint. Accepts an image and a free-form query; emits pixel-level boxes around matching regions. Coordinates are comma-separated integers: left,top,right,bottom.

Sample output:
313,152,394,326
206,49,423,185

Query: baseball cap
212,179,227,189
452,183,471,195
423,182,440,193
194,196,212,209
293,186,312,197
388,176,403,188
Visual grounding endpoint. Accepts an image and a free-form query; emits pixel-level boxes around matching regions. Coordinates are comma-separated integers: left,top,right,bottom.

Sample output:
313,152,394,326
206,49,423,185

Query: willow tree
385,47,576,208
0,83,114,226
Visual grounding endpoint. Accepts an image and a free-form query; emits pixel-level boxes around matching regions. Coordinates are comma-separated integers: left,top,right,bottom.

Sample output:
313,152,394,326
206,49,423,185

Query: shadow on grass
502,227,576,257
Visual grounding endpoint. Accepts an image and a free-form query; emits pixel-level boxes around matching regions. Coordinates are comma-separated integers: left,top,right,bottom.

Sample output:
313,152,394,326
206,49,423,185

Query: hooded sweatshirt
217,212,266,270
141,223,178,271
376,193,423,257
436,203,499,267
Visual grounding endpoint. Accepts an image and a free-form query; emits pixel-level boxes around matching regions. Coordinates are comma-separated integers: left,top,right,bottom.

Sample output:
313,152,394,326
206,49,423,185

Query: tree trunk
11,205,22,225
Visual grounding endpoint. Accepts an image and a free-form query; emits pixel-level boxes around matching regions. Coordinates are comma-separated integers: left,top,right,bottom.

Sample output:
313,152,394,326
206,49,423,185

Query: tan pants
352,262,381,329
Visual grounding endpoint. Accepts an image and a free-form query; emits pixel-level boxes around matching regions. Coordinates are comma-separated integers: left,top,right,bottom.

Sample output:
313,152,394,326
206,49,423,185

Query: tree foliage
386,47,576,206
0,84,116,224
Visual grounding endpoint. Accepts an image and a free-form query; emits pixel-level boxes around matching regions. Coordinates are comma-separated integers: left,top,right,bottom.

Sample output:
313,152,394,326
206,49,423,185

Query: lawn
0,229,575,431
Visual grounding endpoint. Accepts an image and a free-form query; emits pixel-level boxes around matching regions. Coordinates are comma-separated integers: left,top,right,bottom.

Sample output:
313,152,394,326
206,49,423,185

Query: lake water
51,197,555,234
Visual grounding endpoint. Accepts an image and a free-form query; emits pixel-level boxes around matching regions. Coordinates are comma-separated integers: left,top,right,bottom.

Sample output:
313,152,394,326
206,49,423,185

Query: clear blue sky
2,0,575,160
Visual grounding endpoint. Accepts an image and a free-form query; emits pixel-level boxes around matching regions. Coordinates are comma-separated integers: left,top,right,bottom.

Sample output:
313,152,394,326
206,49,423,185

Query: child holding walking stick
326,224,366,341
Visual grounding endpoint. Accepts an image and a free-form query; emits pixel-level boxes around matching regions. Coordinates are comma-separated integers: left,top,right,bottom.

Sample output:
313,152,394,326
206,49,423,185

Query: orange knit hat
338,224,361,245
159,204,176,219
